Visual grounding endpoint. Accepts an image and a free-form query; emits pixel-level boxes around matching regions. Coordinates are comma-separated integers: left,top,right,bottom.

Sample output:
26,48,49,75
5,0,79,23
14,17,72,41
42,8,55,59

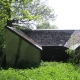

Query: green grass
0,62,80,80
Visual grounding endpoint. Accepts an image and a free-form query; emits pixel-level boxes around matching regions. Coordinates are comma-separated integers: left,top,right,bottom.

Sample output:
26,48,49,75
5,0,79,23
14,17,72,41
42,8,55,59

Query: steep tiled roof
22,30,75,46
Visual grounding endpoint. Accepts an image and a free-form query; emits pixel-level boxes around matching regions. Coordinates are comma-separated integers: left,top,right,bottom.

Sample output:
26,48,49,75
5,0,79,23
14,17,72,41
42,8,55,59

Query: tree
7,0,35,26
0,0,34,58
11,0,56,29
37,21,58,29
0,0,9,53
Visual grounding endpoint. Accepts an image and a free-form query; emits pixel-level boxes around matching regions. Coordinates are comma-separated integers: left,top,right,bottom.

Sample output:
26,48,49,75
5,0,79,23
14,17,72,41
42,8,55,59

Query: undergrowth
0,62,80,80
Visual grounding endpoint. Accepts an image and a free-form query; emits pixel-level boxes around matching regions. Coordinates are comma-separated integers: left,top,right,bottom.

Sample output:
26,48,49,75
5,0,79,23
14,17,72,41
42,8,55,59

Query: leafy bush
65,47,80,64
0,0,8,60
0,19,6,67
65,49,74,63
65,35,80,64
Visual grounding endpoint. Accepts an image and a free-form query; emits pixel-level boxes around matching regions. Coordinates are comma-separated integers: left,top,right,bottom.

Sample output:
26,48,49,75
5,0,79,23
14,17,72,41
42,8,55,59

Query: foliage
11,0,36,20
66,36,80,64
65,49,74,63
26,0,55,21
37,21,58,29
0,0,34,58
0,62,80,80
12,0,56,29
0,0,56,54
0,0,9,54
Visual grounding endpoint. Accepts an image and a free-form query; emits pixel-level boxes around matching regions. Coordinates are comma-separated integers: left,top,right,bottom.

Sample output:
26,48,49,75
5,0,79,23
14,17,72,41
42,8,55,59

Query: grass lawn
0,62,80,80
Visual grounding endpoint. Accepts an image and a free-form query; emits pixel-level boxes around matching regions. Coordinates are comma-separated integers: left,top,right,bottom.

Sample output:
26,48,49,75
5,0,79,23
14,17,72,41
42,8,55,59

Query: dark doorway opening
41,46,70,62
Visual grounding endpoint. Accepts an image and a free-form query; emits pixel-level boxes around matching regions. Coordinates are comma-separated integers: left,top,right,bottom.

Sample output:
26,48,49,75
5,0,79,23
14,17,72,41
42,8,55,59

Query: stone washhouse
6,26,80,68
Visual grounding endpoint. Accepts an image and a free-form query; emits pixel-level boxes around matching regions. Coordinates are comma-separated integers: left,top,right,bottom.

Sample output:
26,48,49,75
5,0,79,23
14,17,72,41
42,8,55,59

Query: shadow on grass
15,61,40,69
1,61,41,70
